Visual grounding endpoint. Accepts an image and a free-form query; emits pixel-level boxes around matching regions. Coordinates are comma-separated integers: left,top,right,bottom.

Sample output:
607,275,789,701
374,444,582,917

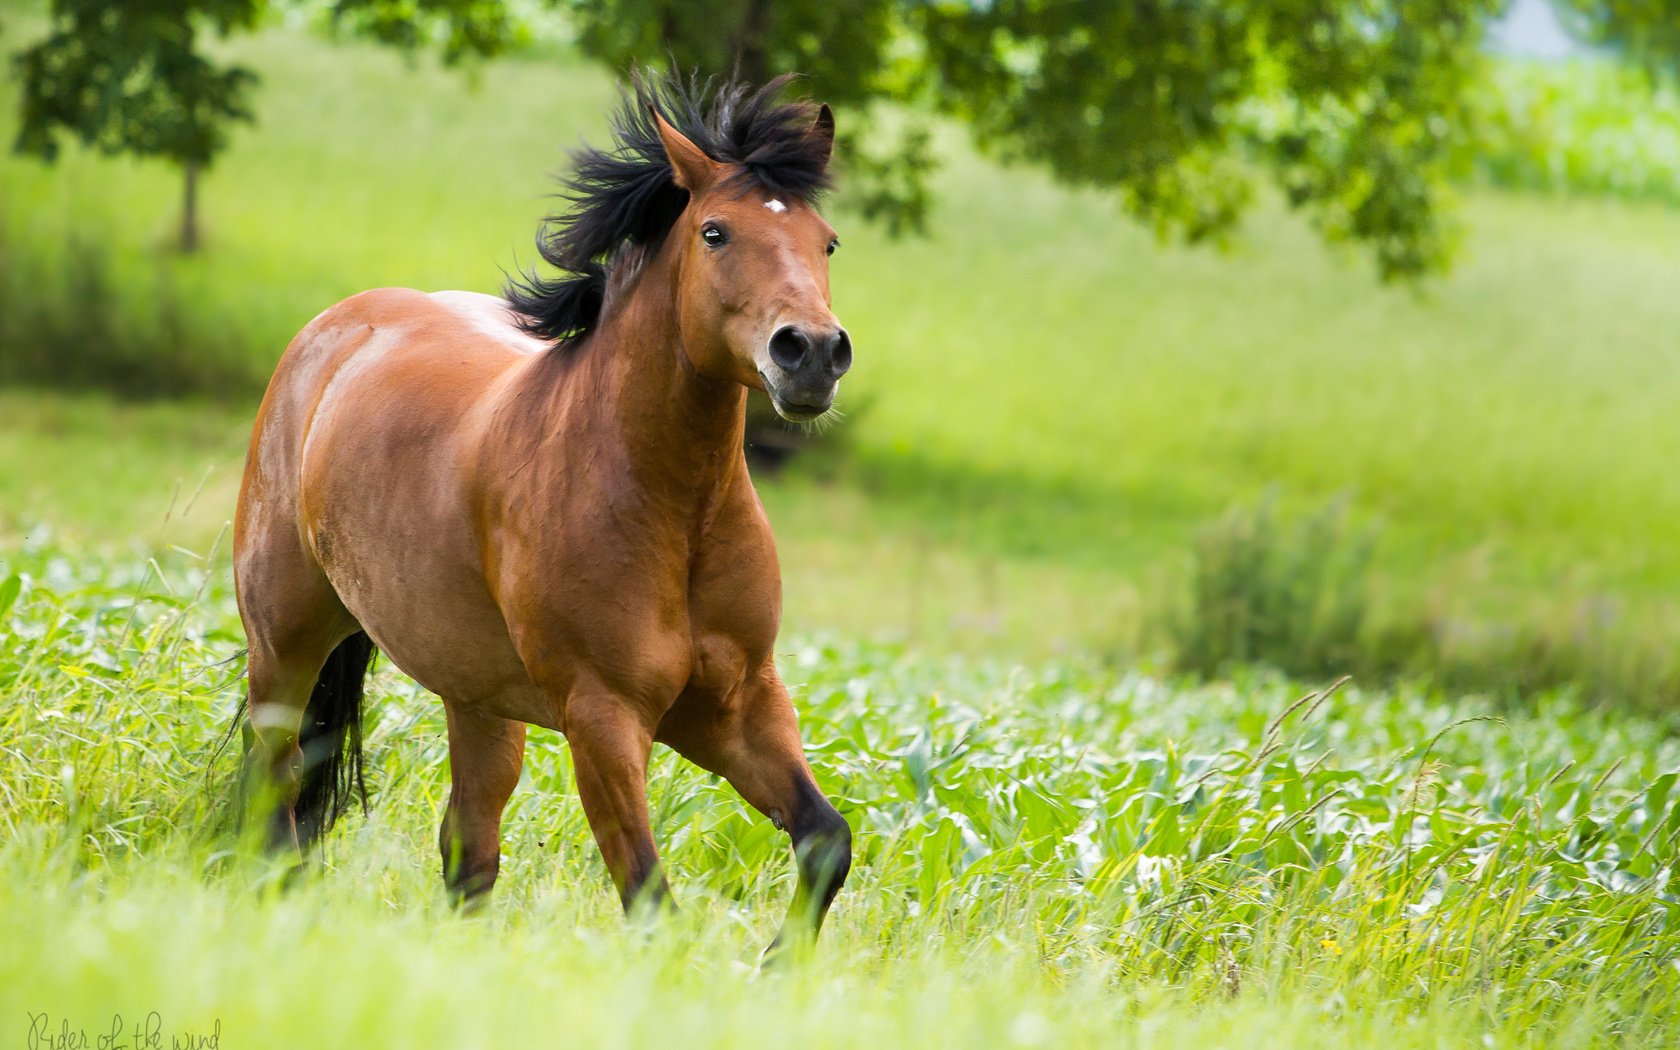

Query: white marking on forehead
764,198,788,214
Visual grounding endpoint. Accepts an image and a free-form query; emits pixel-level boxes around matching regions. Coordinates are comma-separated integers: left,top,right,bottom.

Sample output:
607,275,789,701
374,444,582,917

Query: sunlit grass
1,549,1677,1046
4,7,1678,1045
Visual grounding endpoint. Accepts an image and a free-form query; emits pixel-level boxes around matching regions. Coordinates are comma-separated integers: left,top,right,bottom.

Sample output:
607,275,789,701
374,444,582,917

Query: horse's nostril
768,326,809,372
829,329,853,377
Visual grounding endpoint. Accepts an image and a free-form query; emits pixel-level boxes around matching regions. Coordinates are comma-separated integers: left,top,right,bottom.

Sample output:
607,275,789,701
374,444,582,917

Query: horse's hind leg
439,703,526,906
235,533,355,854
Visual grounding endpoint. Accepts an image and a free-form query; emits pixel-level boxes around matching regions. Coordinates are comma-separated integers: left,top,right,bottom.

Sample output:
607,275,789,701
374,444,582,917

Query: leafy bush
1171,495,1680,715
0,219,265,398
1172,494,1376,681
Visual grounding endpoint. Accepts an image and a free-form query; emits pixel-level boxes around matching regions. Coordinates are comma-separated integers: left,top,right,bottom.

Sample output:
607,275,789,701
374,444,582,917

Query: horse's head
654,109,850,423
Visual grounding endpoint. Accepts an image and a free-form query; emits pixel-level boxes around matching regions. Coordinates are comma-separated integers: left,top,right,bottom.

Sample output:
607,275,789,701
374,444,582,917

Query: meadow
4,8,1680,667
2,547,1678,1047
3,4,1680,1046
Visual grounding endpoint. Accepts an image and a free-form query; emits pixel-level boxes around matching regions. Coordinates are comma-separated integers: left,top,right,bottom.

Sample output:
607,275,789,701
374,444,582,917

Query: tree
14,1,1680,270
564,0,1510,281
911,0,1504,280
13,0,264,251
10,0,522,251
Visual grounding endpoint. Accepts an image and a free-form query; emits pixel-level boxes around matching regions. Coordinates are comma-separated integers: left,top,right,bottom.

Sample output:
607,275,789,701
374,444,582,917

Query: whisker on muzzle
791,403,844,436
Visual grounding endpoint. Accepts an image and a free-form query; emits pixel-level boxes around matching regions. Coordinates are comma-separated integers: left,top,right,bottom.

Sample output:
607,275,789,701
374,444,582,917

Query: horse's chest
676,546,779,691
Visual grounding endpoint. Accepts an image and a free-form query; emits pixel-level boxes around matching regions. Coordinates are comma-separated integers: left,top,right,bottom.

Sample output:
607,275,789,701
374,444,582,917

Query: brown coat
234,108,853,951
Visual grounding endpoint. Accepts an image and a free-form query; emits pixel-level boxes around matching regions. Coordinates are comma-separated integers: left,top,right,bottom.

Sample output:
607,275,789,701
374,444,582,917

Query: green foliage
910,0,1503,279
12,0,261,165
19,1,1680,277
566,0,894,106
1174,495,1375,682
1171,496,1680,715
553,0,1673,277
324,0,527,64
1470,58,1680,202
2,548,1679,1045
562,0,1509,277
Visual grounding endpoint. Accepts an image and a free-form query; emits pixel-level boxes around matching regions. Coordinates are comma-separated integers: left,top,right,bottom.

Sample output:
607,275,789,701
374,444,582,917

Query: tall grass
2,547,1677,1045
1172,496,1680,716
0,218,265,397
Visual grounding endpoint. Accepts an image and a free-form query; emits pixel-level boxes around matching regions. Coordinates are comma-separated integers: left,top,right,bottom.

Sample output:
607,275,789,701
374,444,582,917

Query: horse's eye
701,224,728,248
826,238,839,257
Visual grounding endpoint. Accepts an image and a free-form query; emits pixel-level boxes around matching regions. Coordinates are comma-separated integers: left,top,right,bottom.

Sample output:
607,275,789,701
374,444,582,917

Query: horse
232,72,854,952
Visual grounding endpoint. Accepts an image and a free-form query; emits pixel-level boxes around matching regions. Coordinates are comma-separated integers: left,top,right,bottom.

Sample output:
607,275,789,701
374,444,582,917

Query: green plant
0,219,263,397
1173,494,1375,681
2,546,1678,1046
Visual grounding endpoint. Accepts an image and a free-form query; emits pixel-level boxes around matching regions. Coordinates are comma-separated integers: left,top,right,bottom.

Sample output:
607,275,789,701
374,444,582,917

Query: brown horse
232,73,853,951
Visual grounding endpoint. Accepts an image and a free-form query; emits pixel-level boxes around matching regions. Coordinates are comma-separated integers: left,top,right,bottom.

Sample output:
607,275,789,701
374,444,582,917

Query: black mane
505,70,832,345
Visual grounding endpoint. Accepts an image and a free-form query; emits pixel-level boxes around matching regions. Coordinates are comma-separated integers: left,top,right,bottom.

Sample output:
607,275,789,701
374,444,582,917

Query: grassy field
2,547,1678,1048
4,6,1680,1046
3,8,1680,664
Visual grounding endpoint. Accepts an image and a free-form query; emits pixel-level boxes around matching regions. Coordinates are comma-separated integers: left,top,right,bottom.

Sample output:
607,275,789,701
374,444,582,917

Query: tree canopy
12,0,1680,272
14,0,261,165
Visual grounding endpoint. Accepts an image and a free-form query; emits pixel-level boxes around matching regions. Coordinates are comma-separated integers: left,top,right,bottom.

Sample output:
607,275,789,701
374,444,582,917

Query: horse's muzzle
761,324,849,421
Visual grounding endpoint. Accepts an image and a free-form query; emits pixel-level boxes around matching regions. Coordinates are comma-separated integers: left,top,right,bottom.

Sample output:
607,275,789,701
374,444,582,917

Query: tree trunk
180,161,200,252
733,0,772,85
657,2,678,52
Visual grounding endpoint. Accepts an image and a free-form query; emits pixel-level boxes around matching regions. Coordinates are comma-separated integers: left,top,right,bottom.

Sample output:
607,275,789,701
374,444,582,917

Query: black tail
295,631,377,848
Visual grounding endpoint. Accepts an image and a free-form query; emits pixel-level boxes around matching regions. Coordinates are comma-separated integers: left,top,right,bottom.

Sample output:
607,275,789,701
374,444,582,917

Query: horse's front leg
658,664,852,955
566,692,672,913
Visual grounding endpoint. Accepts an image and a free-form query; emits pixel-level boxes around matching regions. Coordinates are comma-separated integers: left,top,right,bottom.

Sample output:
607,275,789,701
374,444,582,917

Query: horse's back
250,286,536,479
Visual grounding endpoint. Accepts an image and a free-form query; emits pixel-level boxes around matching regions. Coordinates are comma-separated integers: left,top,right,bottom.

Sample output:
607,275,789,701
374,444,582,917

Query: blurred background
2,0,1678,713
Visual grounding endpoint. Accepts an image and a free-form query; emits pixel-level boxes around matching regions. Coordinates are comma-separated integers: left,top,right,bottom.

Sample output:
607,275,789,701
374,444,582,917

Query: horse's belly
301,405,555,724
321,541,557,728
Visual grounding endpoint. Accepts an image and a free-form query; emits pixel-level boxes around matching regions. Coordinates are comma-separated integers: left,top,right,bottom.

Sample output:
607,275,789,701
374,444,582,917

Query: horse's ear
812,103,835,168
652,108,718,193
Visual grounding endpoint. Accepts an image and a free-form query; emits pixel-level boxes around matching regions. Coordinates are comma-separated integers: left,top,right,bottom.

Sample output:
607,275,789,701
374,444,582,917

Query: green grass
3,11,1680,663
2,548,1677,1047
0,391,249,548
4,12,1680,1040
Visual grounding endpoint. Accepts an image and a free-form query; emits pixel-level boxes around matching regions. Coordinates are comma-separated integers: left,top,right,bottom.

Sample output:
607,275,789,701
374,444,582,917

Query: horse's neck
520,259,748,516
